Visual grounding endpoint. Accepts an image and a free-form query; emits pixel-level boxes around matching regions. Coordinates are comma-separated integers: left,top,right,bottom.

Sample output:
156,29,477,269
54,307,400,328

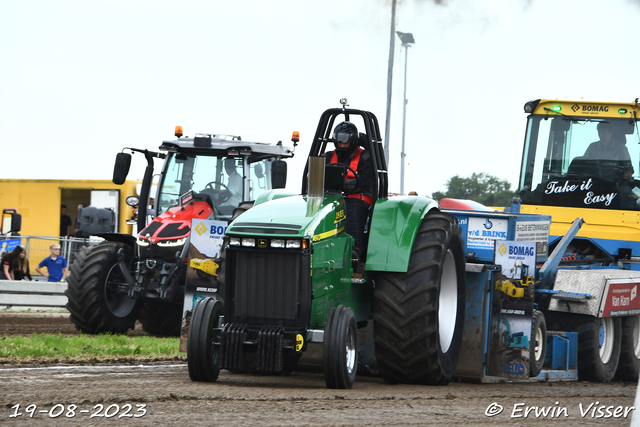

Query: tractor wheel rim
599,317,614,364
105,264,136,317
438,249,458,353
632,316,640,359
535,325,544,360
345,324,356,374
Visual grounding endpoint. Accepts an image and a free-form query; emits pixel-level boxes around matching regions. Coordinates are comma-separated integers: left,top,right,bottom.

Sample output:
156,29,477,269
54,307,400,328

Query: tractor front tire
530,309,547,377
65,242,142,334
139,302,183,337
323,305,359,389
187,297,223,382
373,211,466,385
615,315,640,382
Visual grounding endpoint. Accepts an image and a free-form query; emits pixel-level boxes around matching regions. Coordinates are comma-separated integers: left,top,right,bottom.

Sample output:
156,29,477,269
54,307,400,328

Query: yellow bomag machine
495,264,535,300
189,258,220,280
517,98,640,382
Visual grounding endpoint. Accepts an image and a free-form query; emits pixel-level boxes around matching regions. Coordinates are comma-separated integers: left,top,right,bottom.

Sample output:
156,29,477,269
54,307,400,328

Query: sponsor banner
0,238,21,257
180,219,228,351
601,282,640,317
190,219,227,257
487,241,536,379
514,221,550,262
467,217,508,253
495,241,536,279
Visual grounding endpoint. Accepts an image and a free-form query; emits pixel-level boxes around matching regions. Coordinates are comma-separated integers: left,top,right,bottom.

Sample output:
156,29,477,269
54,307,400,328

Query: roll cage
301,106,388,201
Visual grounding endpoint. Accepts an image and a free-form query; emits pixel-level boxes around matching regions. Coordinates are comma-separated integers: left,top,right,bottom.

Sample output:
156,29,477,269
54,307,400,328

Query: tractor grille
225,248,311,328
157,222,190,238
233,251,300,320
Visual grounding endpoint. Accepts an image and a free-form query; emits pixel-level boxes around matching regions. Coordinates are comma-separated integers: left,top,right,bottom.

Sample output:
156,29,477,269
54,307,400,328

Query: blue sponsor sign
0,238,21,257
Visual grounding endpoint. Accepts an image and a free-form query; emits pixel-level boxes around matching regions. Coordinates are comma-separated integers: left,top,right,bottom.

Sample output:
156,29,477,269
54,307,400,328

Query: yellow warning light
175,126,183,138
291,131,300,143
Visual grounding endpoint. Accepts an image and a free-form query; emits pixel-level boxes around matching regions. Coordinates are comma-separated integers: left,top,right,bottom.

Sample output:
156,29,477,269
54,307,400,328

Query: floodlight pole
397,32,414,195
383,0,397,164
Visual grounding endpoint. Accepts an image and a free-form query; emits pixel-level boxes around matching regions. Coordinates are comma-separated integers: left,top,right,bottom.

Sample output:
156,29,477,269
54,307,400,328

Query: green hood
226,195,347,242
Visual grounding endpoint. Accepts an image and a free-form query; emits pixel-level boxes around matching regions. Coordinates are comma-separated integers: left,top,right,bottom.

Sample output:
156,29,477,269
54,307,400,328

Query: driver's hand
344,178,356,193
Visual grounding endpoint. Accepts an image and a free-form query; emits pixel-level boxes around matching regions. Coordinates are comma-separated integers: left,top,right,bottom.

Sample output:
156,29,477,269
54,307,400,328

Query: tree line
430,172,516,207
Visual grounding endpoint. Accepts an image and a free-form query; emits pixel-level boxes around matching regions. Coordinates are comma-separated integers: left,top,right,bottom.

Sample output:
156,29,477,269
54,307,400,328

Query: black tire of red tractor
187,297,222,382
614,315,640,382
574,314,621,382
530,309,547,377
65,242,142,334
373,211,466,385
139,302,183,337
323,305,359,389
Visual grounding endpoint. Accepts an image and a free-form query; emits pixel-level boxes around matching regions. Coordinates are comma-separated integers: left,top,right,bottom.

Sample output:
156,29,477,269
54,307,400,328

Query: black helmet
332,121,359,157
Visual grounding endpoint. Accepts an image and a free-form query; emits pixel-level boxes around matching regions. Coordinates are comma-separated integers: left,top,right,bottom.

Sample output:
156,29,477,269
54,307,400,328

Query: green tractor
187,102,467,388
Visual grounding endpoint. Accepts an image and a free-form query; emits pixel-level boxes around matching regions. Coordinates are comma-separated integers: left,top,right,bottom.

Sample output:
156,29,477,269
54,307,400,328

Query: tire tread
373,211,465,385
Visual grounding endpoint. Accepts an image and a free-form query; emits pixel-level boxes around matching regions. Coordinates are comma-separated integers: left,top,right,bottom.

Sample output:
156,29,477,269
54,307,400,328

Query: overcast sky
2,0,639,197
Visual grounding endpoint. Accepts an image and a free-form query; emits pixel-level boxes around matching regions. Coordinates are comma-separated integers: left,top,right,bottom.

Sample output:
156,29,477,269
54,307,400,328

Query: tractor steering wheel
326,162,360,196
202,182,231,204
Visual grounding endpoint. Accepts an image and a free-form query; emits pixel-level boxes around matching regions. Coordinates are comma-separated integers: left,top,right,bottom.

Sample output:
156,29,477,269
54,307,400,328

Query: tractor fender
96,232,136,248
254,189,299,207
365,196,440,272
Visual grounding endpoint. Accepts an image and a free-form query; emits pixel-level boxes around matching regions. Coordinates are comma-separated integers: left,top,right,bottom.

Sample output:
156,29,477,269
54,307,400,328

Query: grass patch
0,333,183,364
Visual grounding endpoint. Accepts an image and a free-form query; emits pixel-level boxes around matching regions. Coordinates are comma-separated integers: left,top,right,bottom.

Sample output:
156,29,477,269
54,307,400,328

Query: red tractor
66,128,295,336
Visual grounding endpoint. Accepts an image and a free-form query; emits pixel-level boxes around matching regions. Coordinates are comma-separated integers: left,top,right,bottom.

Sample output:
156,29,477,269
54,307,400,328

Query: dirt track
0,311,149,336
0,312,638,426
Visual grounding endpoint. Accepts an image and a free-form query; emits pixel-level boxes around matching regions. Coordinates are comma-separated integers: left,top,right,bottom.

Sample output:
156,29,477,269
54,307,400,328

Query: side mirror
113,152,132,185
254,163,264,178
10,213,22,233
1,209,21,235
271,160,287,189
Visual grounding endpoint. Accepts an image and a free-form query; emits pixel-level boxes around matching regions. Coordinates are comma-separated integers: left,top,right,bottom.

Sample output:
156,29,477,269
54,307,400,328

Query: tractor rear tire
65,242,142,334
187,297,223,382
373,211,466,385
575,315,621,382
323,305,359,389
615,315,640,382
139,302,183,337
530,309,547,377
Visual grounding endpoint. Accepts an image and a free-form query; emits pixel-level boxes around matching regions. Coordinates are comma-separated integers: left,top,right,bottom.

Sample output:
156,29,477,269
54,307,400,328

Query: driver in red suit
324,121,375,259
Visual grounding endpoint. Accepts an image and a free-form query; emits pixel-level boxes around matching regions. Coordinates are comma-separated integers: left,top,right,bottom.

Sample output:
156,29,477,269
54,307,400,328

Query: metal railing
0,279,67,309
2,235,104,279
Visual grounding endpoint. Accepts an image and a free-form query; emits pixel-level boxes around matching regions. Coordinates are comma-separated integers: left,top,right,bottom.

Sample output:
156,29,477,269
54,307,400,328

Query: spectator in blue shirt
35,244,68,282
